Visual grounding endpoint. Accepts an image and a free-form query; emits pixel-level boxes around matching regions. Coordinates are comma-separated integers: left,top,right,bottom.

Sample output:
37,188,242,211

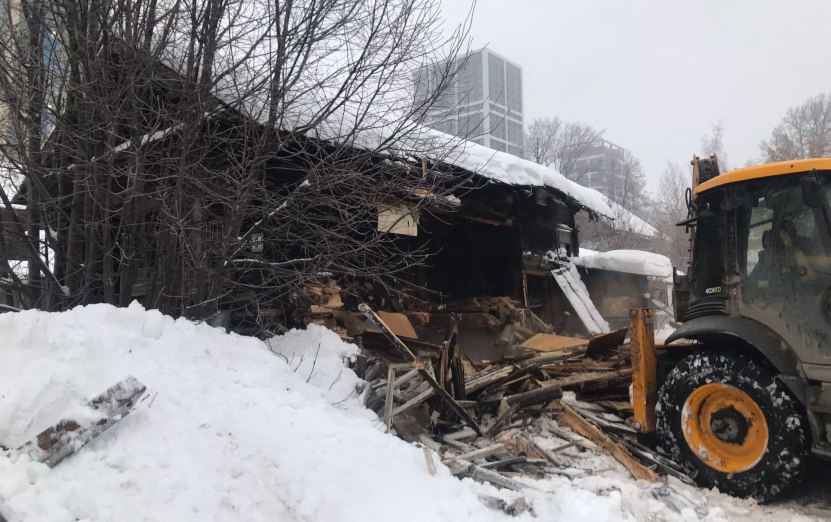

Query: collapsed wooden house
4,40,621,361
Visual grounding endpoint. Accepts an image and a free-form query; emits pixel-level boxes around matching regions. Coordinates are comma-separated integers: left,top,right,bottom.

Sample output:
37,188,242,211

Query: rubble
353,299,688,492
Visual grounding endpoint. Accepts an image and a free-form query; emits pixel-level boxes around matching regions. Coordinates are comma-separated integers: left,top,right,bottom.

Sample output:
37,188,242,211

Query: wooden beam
442,443,505,464
629,308,657,435
558,403,659,482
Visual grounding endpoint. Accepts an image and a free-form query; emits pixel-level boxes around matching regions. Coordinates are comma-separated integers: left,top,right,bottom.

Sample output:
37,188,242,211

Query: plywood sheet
377,311,418,340
520,333,588,352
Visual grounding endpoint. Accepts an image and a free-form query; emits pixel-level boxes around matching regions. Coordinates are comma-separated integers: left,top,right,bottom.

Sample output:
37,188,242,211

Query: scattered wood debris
354,301,687,493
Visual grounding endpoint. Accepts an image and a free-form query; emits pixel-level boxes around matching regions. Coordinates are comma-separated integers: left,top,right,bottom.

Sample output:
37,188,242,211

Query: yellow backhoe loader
633,157,831,501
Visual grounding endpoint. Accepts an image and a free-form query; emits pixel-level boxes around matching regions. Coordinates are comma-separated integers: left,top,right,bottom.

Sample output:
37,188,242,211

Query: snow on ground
0,304,828,521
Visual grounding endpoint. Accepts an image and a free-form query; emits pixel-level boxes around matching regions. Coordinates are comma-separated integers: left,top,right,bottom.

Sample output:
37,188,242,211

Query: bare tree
649,161,690,269
524,116,602,180
0,0,474,326
701,121,728,172
761,93,831,162
595,149,647,212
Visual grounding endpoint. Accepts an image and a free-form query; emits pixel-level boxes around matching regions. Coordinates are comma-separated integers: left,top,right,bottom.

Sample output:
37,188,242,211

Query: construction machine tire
656,352,808,502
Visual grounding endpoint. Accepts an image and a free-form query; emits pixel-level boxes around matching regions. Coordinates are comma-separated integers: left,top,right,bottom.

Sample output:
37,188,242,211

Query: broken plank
486,402,521,437
551,265,609,335
418,367,484,435
441,443,505,464
359,303,418,361
443,427,478,441
383,366,396,432
449,461,524,491
537,369,633,390
11,377,146,468
393,388,432,416
423,447,437,476
480,456,527,469
518,432,571,467
376,311,419,340
520,333,588,352
586,326,629,360
516,346,588,370
498,385,564,408
558,403,659,482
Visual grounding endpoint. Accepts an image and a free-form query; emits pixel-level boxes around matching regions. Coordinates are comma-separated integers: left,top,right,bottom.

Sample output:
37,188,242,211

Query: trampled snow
0,305,825,521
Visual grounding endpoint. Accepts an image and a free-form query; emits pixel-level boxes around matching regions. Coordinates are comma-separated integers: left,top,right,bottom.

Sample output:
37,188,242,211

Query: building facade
415,48,524,157
573,139,626,194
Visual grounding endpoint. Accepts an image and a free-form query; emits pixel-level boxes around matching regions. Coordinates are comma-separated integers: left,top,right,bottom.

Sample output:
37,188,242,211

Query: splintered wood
357,302,679,489
9,377,147,468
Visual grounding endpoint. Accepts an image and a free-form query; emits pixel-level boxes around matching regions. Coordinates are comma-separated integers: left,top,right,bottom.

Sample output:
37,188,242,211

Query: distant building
414,48,524,157
573,139,626,194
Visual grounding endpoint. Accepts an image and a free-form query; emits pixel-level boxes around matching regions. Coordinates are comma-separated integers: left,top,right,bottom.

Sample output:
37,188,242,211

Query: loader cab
688,160,831,369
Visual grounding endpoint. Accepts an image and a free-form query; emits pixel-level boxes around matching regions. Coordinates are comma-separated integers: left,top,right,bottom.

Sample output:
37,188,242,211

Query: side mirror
802,176,823,208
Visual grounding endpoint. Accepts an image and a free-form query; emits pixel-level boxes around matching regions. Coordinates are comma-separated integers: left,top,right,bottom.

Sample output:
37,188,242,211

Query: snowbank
573,249,673,281
0,304,626,522
0,304,504,521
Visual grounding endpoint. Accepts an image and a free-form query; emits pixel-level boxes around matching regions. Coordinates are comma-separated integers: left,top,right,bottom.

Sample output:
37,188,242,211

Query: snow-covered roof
573,249,673,281
434,135,614,218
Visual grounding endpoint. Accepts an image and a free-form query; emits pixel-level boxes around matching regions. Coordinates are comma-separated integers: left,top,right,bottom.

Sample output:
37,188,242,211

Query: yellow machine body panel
694,158,831,195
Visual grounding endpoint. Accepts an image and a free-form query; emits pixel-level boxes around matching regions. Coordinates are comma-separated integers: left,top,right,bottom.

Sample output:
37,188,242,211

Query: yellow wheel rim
681,383,769,473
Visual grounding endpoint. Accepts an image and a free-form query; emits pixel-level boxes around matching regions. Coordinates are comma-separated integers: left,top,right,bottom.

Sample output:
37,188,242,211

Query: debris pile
357,302,691,491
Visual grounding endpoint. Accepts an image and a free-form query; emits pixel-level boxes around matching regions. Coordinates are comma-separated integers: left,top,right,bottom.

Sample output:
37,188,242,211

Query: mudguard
665,316,800,377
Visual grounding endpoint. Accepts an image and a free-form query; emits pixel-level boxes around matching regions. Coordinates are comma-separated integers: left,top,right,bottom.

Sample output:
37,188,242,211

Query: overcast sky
439,0,831,193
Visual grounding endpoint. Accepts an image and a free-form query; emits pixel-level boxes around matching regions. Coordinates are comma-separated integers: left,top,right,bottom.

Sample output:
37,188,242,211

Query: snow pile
574,249,674,281
0,304,625,522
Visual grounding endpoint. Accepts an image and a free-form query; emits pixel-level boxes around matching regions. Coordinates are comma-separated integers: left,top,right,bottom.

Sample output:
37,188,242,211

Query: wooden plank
629,308,657,434
486,402,520,436
516,346,588,370
586,326,629,360
392,388,432,416
11,377,146,468
417,367,484,435
551,265,607,334
450,462,523,491
480,456,527,469
500,385,564,408
423,447,437,475
377,311,419,340
383,366,396,432
359,303,418,361
537,369,633,390
519,333,588,352
558,403,659,482
442,443,505,464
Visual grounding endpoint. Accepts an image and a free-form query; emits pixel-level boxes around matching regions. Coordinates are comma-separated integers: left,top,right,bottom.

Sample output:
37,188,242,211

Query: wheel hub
710,405,749,444
681,383,769,473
